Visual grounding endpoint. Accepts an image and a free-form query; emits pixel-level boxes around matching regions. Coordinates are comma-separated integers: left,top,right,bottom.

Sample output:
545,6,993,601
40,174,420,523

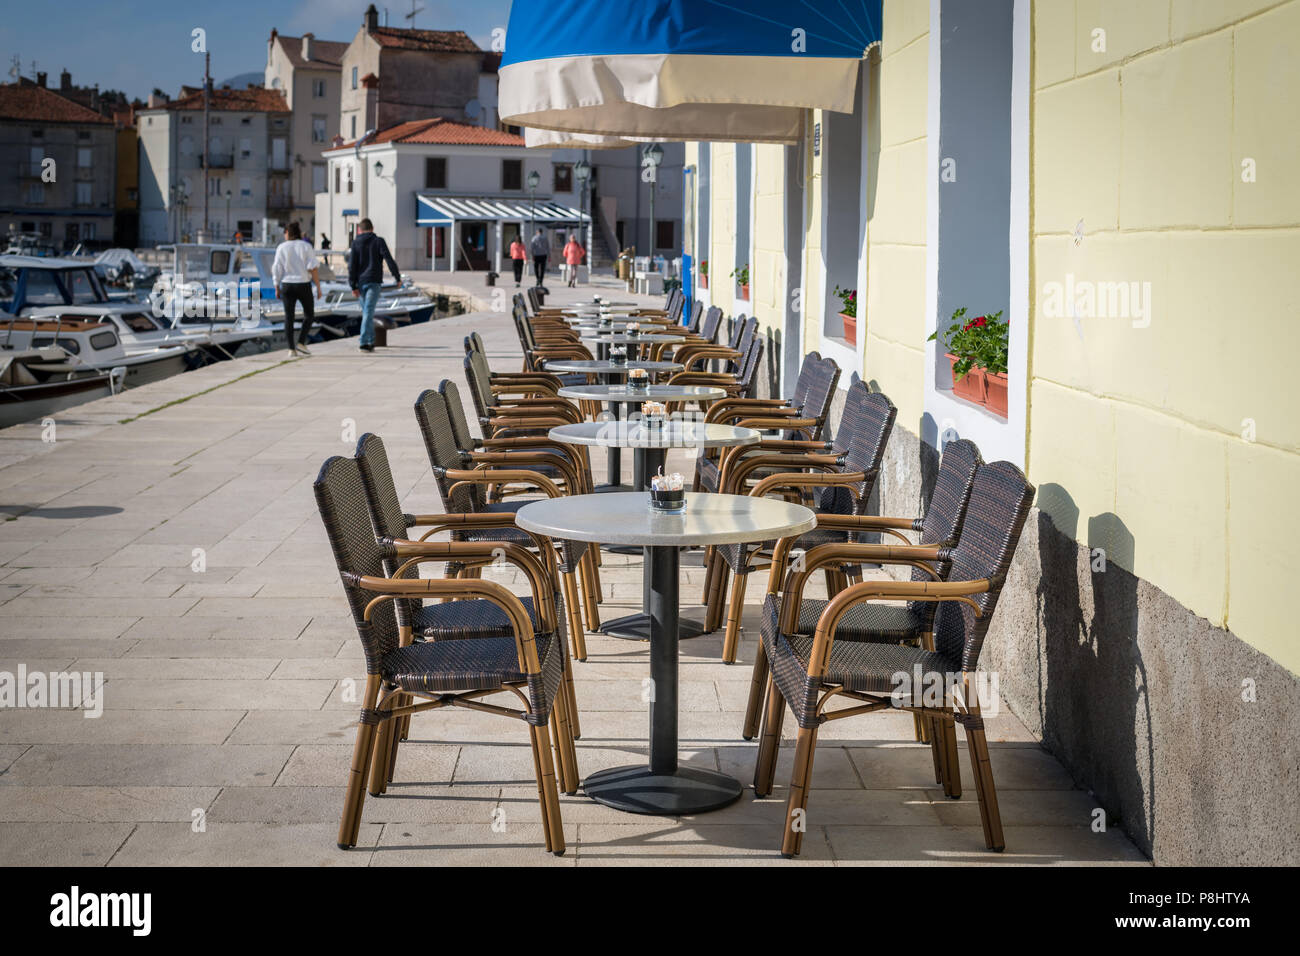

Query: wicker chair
415,387,603,640
353,431,584,776
754,460,1035,856
740,438,983,741
697,353,841,631
316,455,576,855
711,382,896,663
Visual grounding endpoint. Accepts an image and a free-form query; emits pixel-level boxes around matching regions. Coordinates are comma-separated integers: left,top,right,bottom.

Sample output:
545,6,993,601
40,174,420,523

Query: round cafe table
542,359,682,376
517,492,816,814
556,383,724,495
549,419,759,641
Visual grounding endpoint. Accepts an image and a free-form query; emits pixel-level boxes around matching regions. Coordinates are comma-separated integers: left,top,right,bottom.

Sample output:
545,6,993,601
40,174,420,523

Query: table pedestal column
602,446,708,641
583,544,743,814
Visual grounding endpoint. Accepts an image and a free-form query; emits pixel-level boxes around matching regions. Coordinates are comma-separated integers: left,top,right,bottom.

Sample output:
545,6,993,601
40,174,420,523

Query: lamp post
643,143,663,267
224,188,232,241
574,158,591,256
527,169,541,232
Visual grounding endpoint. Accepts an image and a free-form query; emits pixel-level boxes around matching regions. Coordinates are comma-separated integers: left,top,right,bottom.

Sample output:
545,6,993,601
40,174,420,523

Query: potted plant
833,285,857,342
699,259,708,289
731,264,750,299
927,307,1009,415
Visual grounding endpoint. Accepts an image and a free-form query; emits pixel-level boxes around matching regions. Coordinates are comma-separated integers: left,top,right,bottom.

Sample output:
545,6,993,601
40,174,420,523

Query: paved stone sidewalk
0,279,1147,865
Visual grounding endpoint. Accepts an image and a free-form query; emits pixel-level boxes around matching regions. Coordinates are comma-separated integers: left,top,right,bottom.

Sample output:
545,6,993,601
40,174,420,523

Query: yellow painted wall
1029,0,1300,673
708,143,737,316
751,143,786,337
863,0,930,431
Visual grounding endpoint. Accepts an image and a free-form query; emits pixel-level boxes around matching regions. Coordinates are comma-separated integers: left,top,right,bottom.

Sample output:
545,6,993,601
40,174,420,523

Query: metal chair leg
781,725,820,857
742,639,770,740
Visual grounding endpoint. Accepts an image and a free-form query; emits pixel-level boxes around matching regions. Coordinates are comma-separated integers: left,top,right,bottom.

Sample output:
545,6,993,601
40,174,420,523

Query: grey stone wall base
856,415,1300,866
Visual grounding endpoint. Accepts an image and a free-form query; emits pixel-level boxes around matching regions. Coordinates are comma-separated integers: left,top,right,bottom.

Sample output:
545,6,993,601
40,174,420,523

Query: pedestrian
321,233,331,250
347,217,401,353
562,232,586,287
272,221,321,357
529,229,549,287
509,233,527,287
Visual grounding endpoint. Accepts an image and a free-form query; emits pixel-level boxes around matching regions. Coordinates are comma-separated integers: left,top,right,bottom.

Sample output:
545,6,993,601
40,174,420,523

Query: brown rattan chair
415,387,603,640
353,431,585,771
710,382,896,663
740,436,983,760
697,353,841,631
754,459,1035,856
316,455,576,855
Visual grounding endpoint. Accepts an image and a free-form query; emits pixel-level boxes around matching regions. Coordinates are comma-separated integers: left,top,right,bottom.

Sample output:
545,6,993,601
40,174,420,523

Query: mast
202,51,211,240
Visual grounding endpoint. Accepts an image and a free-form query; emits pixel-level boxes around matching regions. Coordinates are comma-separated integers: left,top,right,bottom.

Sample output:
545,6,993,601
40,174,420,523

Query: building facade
265,29,349,241
317,119,576,272
0,79,116,250
136,86,291,245
685,0,1300,864
338,5,494,144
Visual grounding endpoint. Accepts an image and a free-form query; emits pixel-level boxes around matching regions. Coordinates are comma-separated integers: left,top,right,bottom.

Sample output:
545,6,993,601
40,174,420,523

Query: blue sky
0,0,514,100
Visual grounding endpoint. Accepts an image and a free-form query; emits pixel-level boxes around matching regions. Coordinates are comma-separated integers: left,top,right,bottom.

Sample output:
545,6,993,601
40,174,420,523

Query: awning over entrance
499,0,882,144
415,195,590,226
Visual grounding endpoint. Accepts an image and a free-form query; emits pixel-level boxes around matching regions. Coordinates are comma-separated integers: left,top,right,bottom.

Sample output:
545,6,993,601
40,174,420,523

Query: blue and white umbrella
500,0,883,144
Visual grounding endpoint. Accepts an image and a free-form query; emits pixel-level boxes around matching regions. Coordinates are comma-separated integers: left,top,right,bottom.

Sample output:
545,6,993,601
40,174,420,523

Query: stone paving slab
0,277,1147,865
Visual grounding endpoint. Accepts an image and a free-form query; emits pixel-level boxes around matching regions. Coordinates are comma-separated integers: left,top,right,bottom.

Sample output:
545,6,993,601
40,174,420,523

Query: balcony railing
201,153,235,169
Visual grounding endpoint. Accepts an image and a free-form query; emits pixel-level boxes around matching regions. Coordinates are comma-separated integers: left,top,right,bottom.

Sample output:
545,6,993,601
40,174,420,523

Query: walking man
509,233,528,287
272,221,321,357
529,229,550,288
562,233,586,288
347,218,401,352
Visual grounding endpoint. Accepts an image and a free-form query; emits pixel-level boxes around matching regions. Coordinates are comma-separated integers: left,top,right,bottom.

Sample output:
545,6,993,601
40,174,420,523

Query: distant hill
215,71,265,90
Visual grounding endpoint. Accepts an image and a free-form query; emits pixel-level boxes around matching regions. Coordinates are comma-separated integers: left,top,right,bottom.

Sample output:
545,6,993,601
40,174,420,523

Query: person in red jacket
562,233,586,287
509,234,528,287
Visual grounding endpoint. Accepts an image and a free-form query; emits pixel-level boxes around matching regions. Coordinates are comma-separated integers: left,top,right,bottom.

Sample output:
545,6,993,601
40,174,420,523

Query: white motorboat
0,345,125,429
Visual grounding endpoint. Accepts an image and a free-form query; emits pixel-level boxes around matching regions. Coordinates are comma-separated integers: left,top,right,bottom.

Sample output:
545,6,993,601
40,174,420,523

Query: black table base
583,765,743,814
583,545,743,815
601,611,708,641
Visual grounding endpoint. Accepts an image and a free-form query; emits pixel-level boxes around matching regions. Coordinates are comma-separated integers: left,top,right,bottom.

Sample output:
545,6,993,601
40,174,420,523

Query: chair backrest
930,460,1035,671
525,287,542,313
439,378,477,453
725,314,742,349
685,298,704,332
906,437,983,625
787,354,840,441
699,306,724,343
513,292,528,316
414,388,483,512
735,334,765,397
353,432,420,628
314,455,400,673
463,331,484,357
462,350,494,429
733,316,758,365
512,312,537,353
820,384,894,513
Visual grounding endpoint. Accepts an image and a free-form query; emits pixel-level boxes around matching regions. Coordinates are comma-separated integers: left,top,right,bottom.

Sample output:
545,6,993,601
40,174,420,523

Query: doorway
457,221,490,270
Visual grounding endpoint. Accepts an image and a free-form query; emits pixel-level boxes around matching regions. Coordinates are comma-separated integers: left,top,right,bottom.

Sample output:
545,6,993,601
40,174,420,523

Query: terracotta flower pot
840,311,857,342
984,371,1008,417
946,353,987,404
700,274,708,289
739,283,750,299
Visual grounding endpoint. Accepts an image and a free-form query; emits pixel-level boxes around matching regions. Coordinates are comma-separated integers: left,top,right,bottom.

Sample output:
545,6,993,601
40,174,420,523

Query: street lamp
527,169,541,230
373,160,383,177
574,158,591,253
643,143,663,265
224,188,233,242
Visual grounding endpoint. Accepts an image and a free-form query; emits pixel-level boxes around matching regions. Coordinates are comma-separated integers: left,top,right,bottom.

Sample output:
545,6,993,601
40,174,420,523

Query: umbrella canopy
523,127,646,150
500,0,882,144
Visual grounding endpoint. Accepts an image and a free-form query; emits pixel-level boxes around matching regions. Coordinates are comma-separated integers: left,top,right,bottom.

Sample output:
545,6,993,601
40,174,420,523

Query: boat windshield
22,269,65,306
63,268,106,304
177,247,212,280
0,266,16,307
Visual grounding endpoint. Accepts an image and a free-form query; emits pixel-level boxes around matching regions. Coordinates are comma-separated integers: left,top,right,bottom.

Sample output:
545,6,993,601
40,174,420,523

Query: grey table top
516,492,817,547
588,333,685,344
557,383,725,402
548,420,760,450
543,359,683,374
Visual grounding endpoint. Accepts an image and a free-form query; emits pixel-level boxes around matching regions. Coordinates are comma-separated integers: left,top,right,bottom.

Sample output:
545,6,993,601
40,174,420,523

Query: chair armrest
434,465,562,500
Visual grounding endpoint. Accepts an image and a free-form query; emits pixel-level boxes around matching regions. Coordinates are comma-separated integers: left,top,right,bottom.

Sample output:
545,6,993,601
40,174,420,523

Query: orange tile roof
157,86,290,113
369,26,480,53
0,82,111,124
327,117,524,150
